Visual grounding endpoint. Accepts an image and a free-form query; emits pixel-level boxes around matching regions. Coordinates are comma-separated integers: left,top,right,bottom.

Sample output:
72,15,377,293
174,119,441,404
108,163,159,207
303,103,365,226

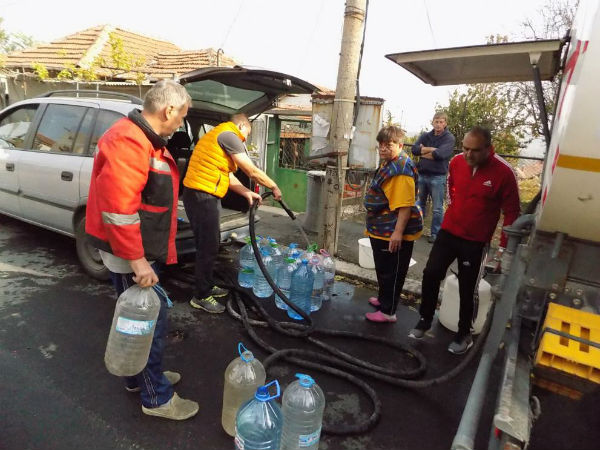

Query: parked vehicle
0,67,315,280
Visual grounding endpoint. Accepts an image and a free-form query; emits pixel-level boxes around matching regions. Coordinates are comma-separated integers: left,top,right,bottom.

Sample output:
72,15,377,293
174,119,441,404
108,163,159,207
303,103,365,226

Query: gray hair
143,80,191,113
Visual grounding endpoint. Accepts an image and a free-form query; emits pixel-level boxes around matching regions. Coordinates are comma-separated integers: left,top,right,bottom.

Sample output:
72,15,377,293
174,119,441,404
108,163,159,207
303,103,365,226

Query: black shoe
448,334,473,354
408,318,432,339
427,234,437,244
210,285,229,298
190,295,226,313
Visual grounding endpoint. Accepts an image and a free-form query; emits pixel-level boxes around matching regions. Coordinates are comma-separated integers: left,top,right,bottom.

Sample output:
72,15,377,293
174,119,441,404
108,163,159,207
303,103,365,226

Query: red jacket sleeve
95,131,150,260
499,168,521,248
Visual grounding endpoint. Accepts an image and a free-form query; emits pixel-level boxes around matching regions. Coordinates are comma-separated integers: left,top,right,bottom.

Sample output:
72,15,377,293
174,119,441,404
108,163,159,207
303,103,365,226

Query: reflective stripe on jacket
183,121,242,198
85,117,179,264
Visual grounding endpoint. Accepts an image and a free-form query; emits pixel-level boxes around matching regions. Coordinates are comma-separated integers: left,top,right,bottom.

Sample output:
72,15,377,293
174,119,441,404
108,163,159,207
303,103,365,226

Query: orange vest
183,122,243,198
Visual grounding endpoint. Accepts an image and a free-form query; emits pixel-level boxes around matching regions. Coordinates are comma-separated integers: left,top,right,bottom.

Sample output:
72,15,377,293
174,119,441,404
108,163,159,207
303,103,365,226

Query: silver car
0,67,315,280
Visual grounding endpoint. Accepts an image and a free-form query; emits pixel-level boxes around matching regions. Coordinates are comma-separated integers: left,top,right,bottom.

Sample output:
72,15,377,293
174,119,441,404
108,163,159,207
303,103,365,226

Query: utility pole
320,0,367,255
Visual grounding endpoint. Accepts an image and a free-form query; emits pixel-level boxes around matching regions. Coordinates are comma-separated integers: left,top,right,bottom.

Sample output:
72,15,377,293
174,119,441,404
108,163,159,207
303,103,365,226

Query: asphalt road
0,214,597,450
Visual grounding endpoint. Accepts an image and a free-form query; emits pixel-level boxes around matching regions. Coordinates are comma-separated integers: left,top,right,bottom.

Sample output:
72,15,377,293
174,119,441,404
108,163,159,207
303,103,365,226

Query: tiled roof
3,25,236,81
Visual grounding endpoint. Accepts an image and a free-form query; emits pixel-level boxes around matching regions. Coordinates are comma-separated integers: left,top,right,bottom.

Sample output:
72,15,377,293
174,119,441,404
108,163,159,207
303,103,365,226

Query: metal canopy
385,39,563,86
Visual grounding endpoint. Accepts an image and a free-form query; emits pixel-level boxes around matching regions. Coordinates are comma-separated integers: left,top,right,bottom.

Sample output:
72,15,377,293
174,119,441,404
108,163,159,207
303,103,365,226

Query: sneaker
190,295,225,313
126,371,181,393
141,392,199,421
365,310,397,323
210,285,229,298
408,318,432,339
368,296,381,307
428,234,437,244
448,334,474,355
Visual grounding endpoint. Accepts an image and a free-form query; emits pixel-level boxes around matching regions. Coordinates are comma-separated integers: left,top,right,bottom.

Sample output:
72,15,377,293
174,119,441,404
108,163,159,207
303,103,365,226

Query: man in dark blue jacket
411,112,455,243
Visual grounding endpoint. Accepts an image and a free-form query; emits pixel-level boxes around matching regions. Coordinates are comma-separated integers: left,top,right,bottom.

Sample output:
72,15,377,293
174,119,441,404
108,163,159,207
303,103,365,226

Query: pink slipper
365,310,397,323
368,297,381,307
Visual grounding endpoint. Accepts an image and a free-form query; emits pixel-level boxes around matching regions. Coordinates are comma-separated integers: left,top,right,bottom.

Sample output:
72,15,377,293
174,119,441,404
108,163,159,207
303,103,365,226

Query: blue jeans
110,264,174,408
417,173,446,237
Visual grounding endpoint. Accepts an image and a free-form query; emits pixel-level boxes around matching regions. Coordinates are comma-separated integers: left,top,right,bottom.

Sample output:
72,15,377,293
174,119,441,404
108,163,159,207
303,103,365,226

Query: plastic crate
535,303,600,386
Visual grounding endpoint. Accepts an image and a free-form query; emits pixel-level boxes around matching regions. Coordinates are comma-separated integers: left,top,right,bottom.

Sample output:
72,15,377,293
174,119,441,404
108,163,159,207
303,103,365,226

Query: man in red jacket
408,126,520,354
86,80,198,420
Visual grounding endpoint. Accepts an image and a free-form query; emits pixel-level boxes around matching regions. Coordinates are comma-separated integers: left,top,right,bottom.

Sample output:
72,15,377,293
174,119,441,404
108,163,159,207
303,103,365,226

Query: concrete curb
334,258,422,296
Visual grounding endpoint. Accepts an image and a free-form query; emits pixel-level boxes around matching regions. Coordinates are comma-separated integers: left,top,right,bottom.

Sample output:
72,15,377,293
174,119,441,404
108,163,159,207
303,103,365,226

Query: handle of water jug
263,380,281,400
238,342,253,362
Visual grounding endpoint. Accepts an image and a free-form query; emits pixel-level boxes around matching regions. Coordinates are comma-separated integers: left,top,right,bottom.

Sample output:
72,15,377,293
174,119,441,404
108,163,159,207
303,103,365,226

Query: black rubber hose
218,191,495,435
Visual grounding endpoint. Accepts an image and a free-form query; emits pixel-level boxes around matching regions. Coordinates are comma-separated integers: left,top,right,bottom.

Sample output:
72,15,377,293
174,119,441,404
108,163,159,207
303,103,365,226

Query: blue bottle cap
289,243,298,249
301,259,309,265
295,373,315,387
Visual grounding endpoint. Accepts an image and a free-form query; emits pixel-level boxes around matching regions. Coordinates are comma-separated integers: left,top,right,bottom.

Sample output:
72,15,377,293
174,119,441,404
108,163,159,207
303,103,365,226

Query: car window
89,110,123,153
186,79,264,115
0,104,38,149
72,108,96,155
32,104,87,153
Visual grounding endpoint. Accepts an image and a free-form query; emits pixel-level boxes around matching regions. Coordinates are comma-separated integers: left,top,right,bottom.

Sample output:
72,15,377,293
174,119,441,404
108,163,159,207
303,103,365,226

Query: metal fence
340,149,545,223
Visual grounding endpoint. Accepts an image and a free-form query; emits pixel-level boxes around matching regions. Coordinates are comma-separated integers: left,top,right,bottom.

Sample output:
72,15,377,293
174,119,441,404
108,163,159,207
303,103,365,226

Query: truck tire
75,215,110,281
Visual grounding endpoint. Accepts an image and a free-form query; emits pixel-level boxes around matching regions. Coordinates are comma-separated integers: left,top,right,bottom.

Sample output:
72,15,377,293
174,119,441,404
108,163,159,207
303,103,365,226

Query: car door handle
6,163,14,172
61,171,73,181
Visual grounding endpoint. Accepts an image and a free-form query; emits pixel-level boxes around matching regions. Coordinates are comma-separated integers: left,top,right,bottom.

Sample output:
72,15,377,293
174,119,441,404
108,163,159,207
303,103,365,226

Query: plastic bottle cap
290,243,298,248
295,373,315,387
301,259,308,265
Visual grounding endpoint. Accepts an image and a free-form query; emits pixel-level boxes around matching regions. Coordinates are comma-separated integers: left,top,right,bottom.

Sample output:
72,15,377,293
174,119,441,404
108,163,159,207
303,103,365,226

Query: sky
1,0,553,134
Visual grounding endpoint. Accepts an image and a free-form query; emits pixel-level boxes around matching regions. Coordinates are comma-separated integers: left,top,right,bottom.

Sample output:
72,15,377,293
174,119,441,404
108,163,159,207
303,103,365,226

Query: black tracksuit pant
420,229,487,336
183,187,220,299
370,237,415,316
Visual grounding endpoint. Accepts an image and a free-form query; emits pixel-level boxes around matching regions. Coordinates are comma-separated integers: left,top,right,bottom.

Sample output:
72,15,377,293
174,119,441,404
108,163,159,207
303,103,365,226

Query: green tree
437,83,525,155
0,18,35,53
507,0,579,138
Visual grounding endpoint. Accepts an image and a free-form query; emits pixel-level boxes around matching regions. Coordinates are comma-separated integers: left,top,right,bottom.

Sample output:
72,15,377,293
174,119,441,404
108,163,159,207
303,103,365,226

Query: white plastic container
358,238,375,269
439,274,492,335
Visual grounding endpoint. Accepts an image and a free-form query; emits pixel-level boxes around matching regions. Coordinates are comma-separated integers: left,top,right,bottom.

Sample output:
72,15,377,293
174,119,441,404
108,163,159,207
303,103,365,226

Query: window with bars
278,119,312,170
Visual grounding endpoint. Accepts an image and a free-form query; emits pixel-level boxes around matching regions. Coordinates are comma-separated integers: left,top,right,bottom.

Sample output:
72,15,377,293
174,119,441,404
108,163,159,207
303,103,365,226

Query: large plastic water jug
287,259,314,320
269,238,284,269
235,380,283,450
238,237,255,288
253,248,277,298
308,255,324,312
320,249,335,302
280,374,325,450
439,274,492,335
275,254,300,310
104,284,160,376
222,343,267,436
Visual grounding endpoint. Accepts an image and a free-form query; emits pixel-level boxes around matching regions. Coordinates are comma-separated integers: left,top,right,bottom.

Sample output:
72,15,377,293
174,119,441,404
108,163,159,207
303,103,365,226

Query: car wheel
75,215,110,281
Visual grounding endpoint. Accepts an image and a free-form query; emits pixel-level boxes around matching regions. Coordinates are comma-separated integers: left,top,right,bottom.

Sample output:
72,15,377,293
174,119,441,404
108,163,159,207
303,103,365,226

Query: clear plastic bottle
275,255,299,310
320,249,336,302
238,237,256,288
309,255,324,312
285,243,299,259
280,374,326,450
253,248,277,298
235,380,283,450
287,259,314,320
269,238,284,273
222,343,267,437
104,284,160,376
